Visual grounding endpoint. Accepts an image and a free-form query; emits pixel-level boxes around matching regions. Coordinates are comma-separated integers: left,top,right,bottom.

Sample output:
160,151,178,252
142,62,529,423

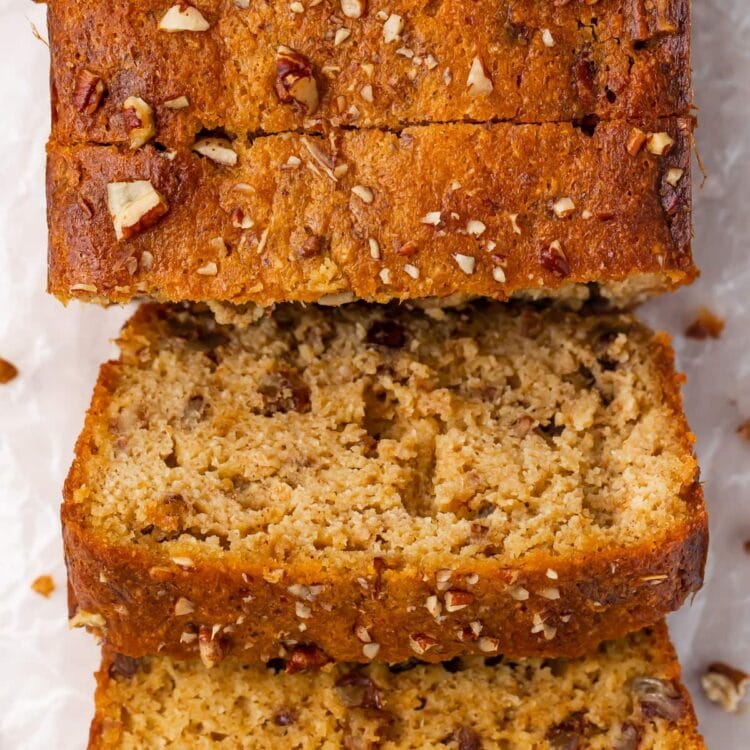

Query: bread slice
64,302,706,665
88,623,704,749
49,0,690,146
47,119,694,309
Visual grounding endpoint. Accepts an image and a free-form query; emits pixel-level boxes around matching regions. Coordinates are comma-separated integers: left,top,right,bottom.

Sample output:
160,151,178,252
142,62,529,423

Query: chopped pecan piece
701,662,750,713
285,644,330,674
539,241,570,278
366,320,406,349
275,47,319,114
73,70,105,114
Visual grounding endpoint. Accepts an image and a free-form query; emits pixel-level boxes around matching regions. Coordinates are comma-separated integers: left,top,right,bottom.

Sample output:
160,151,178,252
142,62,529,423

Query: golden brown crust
47,118,694,307
48,0,691,147
63,304,707,665
88,623,706,749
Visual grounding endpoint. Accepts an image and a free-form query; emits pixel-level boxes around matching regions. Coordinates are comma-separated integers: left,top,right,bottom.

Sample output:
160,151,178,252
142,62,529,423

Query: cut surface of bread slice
47,119,694,309
49,0,690,146
64,303,707,665
89,624,705,749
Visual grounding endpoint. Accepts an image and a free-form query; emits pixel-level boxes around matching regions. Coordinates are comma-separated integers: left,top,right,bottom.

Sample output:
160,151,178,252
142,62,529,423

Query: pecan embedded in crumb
335,671,385,710
108,653,143,679
701,662,750,713
685,307,724,340
736,419,750,442
366,320,406,349
630,677,687,721
30,574,54,598
274,708,296,726
258,369,311,415
455,726,482,750
0,357,18,384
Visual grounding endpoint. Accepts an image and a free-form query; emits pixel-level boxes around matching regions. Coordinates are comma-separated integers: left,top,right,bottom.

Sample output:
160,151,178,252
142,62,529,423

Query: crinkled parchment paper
0,1,748,747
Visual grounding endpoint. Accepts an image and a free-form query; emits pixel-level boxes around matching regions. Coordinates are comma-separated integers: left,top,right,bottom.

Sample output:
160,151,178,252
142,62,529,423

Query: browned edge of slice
48,0,692,148
86,621,706,749
47,118,694,309
62,306,707,665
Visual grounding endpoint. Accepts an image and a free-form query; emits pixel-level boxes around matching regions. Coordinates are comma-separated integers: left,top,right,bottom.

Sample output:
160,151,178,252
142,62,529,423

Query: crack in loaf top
48,0,691,149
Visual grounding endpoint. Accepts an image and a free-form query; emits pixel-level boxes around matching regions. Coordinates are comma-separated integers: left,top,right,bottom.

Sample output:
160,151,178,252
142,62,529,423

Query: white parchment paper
0,2,747,747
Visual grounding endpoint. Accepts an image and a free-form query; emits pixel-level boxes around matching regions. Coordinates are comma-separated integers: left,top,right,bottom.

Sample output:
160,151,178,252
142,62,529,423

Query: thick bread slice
49,0,691,146
47,119,694,308
88,624,705,749
64,303,707,665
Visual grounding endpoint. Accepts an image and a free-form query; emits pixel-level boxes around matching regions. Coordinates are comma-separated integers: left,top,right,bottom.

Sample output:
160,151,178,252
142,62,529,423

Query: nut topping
158,4,210,32
467,56,493,97
192,137,238,166
122,96,156,149
107,181,169,241
646,132,675,156
341,0,365,19
466,219,486,236
666,167,684,186
362,642,381,659
626,128,647,156
421,211,442,225
383,14,403,43
409,632,438,655
351,185,374,203
198,625,227,668
275,46,319,114
453,253,476,275
444,590,474,612
539,240,570,278
397,240,418,257
174,597,195,616
298,235,322,258
73,70,105,114
551,197,575,218
164,96,190,109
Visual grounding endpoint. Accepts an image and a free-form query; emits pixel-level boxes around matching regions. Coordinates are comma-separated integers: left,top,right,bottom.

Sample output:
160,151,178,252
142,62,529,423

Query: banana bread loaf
89,623,704,749
64,302,707,665
47,119,694,309
49,0,690,147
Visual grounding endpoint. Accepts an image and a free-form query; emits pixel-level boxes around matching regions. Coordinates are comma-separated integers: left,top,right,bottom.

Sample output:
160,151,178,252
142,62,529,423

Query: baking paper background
0,1,748,747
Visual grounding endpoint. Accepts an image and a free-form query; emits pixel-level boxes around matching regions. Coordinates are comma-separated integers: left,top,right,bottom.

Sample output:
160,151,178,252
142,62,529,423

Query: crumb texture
71,303,697,568
90,625,704,749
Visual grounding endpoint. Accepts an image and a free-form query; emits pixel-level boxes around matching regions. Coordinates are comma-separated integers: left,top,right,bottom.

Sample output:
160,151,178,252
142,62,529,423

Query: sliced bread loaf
49,0,690,146
47,119,693,308
64,302,706,665
89,623,704,749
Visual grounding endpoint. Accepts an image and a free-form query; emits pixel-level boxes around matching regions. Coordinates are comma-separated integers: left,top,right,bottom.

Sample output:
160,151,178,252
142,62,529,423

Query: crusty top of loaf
89,623,704,749
49,0,691,146
66,302,701,572
47,118,694,307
